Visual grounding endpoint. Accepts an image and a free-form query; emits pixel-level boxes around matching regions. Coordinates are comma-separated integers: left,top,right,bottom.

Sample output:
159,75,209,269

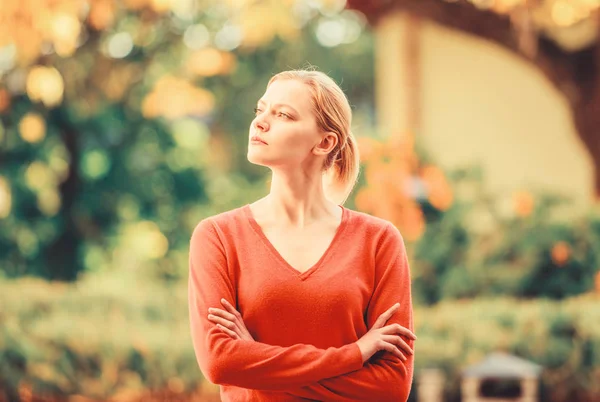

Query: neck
263,171,339,228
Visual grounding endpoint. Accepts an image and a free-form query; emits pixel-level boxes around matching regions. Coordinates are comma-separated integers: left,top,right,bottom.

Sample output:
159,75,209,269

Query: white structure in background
461,352,543,402
372,10,594,213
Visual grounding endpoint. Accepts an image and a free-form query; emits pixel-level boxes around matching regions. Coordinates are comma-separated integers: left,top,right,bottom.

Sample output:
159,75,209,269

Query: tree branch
348,0,600,195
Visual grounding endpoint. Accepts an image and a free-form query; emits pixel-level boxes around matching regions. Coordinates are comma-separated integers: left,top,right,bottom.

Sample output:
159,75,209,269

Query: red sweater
188,204,414,401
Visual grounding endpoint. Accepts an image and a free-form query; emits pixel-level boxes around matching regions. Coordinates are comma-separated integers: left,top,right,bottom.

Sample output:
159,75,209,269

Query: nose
254,115,269,132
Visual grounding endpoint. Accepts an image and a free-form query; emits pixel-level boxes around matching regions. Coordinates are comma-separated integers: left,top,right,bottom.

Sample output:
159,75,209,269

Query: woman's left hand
208,298,255,341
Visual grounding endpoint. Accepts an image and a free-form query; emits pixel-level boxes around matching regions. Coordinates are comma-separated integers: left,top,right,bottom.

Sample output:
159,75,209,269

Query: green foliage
0,5,375,281
0,271,201,400
413,295,600,402
1,273,599,401
409,166,600,304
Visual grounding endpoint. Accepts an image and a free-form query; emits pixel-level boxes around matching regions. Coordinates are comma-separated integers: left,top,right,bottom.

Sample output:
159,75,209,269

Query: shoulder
345,207,400,239
344,208,406,260
191,205,246,241
345,212,407,271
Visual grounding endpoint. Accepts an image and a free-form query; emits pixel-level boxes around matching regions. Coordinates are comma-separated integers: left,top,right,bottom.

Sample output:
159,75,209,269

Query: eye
277,111,291,119
254,107,262,115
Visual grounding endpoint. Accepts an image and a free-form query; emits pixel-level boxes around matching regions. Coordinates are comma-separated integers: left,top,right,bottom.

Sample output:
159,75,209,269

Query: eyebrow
257,99,300,116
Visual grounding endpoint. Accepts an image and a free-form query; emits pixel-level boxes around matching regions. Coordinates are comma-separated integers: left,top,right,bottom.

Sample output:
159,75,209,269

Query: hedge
1,273,598,401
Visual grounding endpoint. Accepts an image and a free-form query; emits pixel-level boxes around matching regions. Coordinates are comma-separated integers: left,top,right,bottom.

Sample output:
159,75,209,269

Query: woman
188,69,416,401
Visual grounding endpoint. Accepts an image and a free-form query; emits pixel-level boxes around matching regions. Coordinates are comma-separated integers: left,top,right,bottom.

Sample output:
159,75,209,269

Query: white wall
375,12,594,210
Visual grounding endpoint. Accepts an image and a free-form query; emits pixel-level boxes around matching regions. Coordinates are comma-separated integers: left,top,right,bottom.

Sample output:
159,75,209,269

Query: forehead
261,79,313,113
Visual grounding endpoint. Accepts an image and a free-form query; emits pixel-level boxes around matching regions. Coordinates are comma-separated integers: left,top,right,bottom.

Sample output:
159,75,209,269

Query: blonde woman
188,69,416,401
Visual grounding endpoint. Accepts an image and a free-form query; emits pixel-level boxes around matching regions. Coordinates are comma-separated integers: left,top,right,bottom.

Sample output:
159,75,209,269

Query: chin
246,152,270,167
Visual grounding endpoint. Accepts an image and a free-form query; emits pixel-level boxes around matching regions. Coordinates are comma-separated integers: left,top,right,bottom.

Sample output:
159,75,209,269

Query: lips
251,135,268,145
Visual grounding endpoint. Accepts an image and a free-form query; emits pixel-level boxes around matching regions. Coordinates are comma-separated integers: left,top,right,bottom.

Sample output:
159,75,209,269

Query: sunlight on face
247,79,323,169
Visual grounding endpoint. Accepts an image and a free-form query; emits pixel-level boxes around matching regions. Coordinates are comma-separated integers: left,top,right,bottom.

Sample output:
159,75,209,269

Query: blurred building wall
375,11,593,209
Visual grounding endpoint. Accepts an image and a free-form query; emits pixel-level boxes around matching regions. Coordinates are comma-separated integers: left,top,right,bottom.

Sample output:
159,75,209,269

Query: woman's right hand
355,303,416,363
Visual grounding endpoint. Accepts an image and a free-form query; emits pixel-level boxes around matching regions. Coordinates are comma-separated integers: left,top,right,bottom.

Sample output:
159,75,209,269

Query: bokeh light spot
19,113,46,143
183,24,210,49
26,66,65,108
25,162,56,191
81,150,111,180
0,176,12,218
315,18,346,47
37,188,62,216
171,118,209,149
108,32,134,59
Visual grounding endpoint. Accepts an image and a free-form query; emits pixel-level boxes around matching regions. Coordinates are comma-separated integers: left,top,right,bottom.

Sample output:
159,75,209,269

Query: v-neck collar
242,203,349,280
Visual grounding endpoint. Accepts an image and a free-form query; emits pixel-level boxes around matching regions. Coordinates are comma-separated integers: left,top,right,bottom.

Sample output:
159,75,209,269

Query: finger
216,323,239,339
208,314,238,332
382,335,414,355
208,307,237,322
373,303,400,329
382,323,417,340
221,299,241,317
380,340,407,361
389,322,417,340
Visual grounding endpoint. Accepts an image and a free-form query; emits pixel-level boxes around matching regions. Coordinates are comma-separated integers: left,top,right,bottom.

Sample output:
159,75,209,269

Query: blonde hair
268,70,360,206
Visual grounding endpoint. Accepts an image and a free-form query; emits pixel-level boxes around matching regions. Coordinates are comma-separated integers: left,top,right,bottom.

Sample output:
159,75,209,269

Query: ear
313,132,338,156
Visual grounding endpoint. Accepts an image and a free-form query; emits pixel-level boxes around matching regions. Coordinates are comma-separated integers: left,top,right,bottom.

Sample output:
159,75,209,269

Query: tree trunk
44,106,83,281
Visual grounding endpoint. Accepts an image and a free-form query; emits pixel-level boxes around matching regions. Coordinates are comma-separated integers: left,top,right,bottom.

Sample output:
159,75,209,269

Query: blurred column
596,7,600,83
461,377,480,402
509,0,539,59
520,376,538,402
374,10,422,140
417,368,445,402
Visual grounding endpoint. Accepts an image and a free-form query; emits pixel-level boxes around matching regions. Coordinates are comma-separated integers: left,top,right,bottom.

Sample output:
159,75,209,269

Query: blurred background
0,0,599,401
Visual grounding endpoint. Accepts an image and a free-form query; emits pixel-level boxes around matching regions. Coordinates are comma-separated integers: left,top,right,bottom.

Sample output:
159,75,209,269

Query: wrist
354,340,369,364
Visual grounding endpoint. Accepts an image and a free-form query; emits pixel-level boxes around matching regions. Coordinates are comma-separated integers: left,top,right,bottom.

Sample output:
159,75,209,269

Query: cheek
282,130,314,154
283,122,315,144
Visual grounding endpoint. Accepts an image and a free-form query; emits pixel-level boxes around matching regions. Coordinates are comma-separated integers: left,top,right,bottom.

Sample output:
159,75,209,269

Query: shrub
1,273,599,401
413,294,600,402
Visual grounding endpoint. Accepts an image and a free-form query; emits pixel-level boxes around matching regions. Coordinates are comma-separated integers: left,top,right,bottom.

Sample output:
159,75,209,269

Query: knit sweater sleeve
283,222,415,401
188,218,364,390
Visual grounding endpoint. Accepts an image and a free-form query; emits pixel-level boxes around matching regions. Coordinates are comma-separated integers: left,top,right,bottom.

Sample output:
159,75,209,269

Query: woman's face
247,79,332,170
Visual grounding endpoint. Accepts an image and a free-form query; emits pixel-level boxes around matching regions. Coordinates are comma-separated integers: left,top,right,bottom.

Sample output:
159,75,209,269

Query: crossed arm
189,219,414,401
210,298,414,402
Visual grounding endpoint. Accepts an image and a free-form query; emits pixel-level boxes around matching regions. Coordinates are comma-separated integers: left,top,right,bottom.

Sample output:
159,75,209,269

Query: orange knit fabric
188,204,414,401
